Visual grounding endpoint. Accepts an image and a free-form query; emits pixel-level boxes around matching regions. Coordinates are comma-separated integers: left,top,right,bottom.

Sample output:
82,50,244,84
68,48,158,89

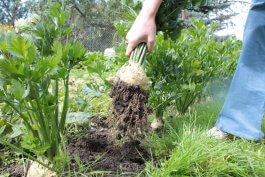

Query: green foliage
85,52,109,78
78,51,122,114
114,0,226,40
63,51,120,116
0,3,88,171
0,116,24,140
147,20,241,116
146,100,223,157
156,0,201,39
146,129,265,176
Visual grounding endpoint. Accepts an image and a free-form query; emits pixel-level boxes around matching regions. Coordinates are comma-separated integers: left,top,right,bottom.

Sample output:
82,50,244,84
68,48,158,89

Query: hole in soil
132,158,145,165
87,139,108,152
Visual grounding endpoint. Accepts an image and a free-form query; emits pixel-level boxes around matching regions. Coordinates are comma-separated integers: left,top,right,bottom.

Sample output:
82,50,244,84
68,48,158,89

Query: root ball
109,79,152,139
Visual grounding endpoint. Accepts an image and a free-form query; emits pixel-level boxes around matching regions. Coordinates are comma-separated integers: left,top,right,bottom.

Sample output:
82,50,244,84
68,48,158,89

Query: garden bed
0,116,151,177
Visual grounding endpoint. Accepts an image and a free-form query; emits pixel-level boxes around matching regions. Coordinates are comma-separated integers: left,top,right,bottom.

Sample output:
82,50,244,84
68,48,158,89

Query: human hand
125,0,161,57
126,13,156,57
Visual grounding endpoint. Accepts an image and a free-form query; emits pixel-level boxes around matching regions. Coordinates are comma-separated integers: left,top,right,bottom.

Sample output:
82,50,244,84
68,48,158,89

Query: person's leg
214,1,265,141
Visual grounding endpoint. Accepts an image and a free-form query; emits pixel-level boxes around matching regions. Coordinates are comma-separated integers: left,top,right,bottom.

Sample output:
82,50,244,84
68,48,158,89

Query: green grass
143,99,265,177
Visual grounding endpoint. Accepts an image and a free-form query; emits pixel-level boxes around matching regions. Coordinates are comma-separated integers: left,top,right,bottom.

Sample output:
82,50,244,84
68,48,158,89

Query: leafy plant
77,52,118,114
114,0,223,40
156,0,205,39
0,3,88,172
147,20,241,116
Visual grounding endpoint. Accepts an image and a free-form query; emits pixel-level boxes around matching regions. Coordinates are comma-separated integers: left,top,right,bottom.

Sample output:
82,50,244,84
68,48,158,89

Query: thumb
147,39,155,52
126,41,137,57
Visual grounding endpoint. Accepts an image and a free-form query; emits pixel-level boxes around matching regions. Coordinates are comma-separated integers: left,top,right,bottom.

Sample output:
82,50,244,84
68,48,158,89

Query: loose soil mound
67,116,150,176
109,80,152,139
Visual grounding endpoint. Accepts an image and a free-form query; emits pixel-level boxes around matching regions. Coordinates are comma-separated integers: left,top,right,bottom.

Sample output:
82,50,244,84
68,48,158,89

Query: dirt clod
109,80,152,139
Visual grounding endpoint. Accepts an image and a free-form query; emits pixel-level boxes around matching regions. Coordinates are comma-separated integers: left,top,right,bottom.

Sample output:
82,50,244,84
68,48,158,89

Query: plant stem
28,99,46,142
129,43,147,67
52,80,60,156
22,100,39,138
22,100,34,124
59,73,69,133
29,82,49,144
54,80,59,128
139,44,147,66
35,92,49,141
4,100,35,134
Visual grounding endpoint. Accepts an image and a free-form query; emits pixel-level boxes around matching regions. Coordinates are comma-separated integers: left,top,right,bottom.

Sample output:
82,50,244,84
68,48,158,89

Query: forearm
126,0,161,55
140,0,162,18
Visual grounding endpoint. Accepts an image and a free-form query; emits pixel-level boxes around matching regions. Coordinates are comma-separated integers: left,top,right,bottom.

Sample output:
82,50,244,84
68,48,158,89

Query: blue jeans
215,0,265,141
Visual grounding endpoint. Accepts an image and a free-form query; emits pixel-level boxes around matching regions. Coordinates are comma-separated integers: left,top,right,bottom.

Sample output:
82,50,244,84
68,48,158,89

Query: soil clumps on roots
109,79,152,139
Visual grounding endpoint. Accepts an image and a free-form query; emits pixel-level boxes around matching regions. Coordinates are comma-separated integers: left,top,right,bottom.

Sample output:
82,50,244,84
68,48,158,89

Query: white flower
104,48,115,58
14,18,28,32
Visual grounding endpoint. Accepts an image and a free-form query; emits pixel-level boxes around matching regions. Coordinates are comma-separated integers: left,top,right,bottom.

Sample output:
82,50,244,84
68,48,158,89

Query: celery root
109,43,152,139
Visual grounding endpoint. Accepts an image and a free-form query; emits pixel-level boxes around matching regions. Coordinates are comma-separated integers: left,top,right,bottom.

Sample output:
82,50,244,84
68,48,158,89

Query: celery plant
0,3,87,172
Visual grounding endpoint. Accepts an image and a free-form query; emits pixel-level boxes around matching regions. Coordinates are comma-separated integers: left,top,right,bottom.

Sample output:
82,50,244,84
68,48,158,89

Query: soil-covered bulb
109,64,152,139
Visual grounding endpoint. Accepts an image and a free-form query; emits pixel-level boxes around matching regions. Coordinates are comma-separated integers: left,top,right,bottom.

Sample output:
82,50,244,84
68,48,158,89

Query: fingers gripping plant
0,3,87,173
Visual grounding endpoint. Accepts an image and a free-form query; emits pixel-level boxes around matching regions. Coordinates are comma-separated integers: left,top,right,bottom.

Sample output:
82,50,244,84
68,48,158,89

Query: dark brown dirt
67,116,151,176
0,163,25,177
0,116,151,177
109,80,152,139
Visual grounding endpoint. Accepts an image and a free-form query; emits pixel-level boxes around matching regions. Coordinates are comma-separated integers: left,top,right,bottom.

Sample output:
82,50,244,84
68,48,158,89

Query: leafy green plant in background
113,0,242,118
0,2,87,172
114,0,227,41
156,0,206,39
65,46,126,116
78,52,120,115
147,20,241,117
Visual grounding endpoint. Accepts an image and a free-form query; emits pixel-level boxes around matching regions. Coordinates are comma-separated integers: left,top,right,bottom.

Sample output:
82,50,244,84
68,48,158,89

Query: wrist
140,0,162,19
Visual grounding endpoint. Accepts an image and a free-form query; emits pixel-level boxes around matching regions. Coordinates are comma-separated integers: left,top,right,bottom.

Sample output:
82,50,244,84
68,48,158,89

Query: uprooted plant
111,0,242,136
109,43,152,139
109,0,206,138
0,3,87,176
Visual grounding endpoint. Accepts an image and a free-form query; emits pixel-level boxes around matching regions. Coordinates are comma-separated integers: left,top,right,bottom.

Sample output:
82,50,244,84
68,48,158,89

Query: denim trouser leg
215,1,265,141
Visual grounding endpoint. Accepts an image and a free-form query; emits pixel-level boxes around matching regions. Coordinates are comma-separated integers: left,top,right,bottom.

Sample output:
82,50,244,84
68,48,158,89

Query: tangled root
109,78,152,139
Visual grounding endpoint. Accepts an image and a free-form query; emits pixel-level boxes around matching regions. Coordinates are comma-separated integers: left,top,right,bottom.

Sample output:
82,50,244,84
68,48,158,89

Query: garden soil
0,116,151,177
0,163,24,177
67,116,151,176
